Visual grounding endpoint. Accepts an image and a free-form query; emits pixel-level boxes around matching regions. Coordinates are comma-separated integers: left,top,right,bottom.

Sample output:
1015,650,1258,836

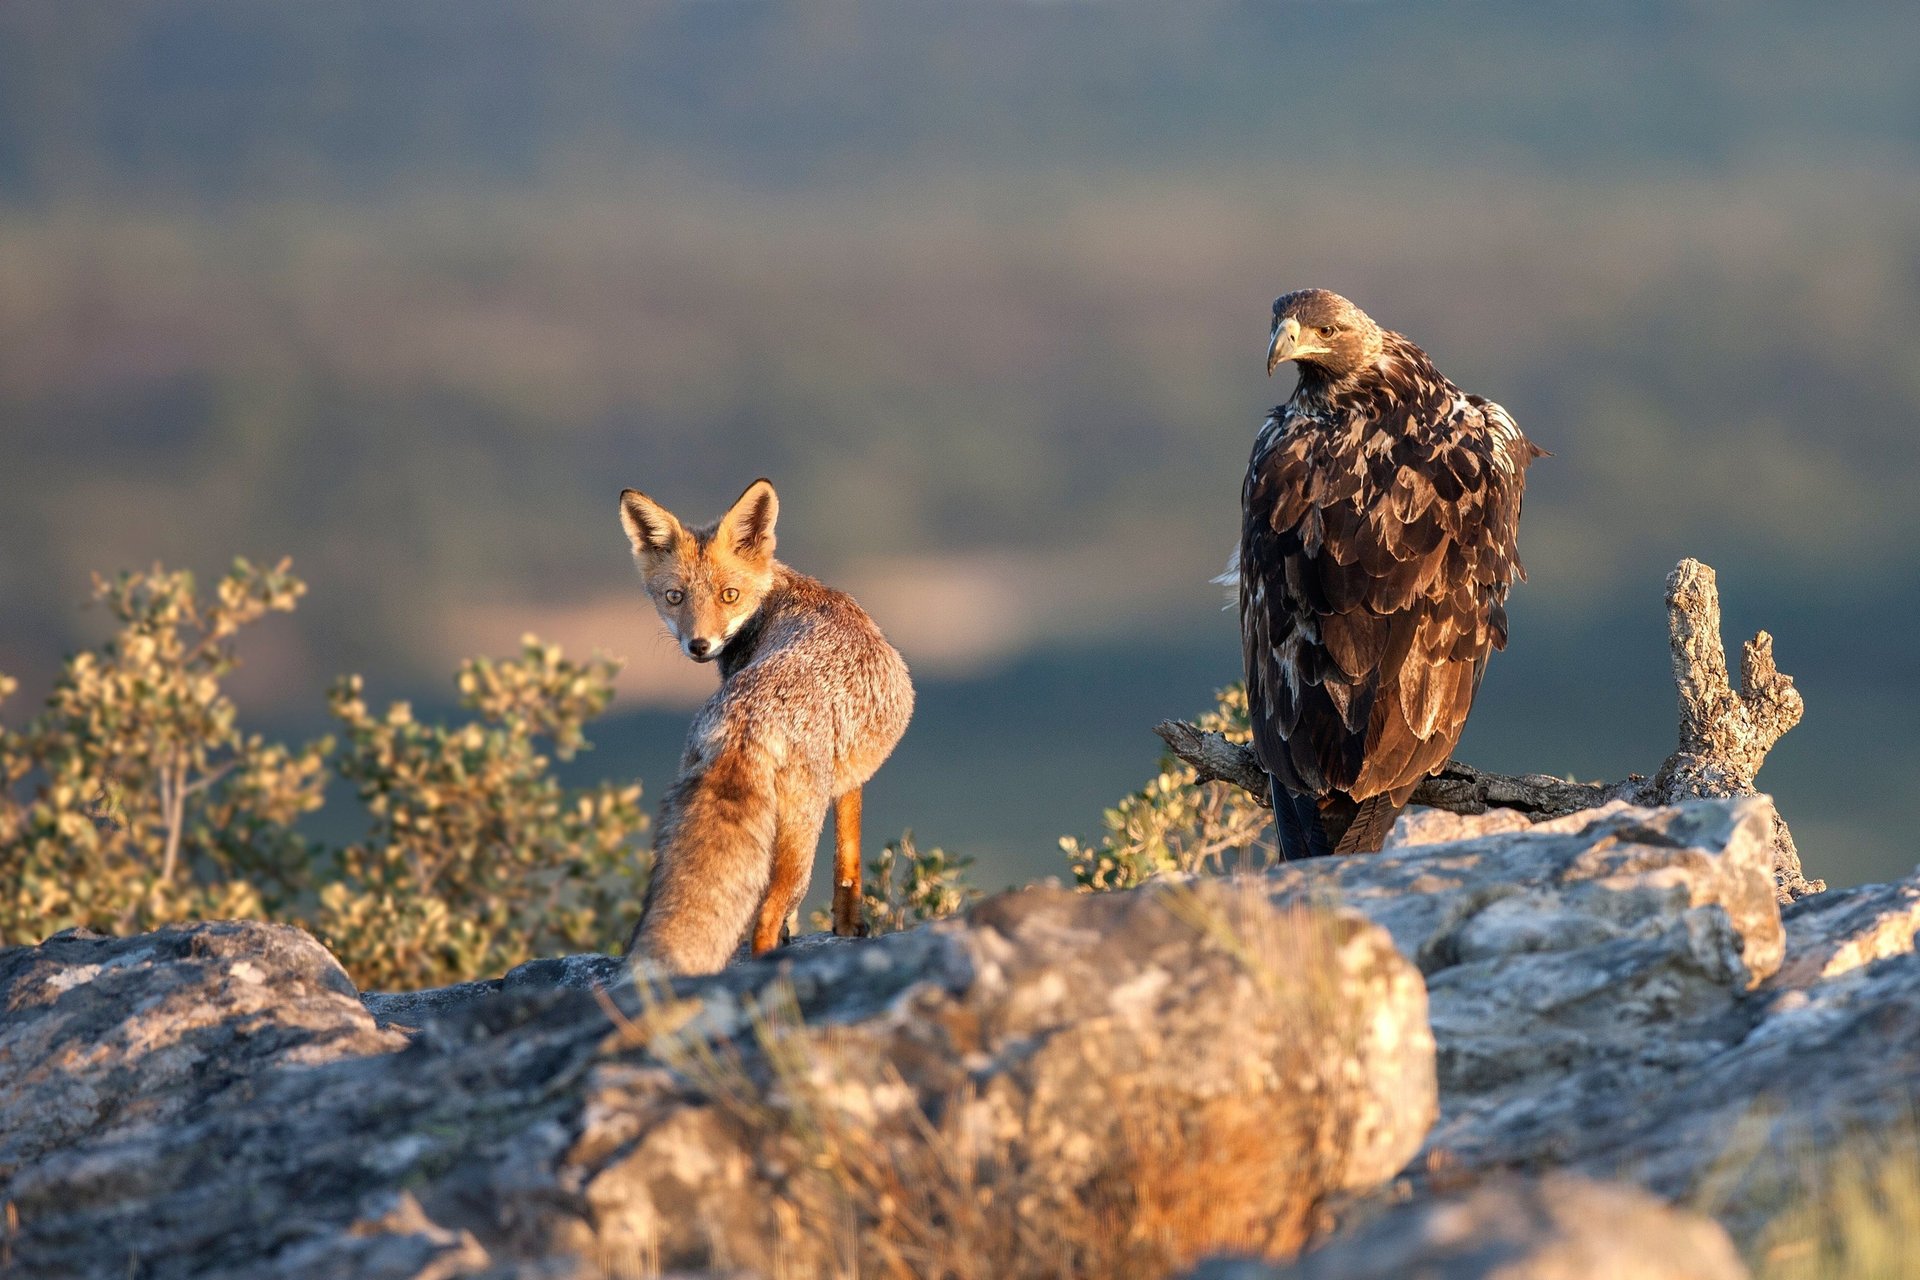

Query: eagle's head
1267,289,1384,380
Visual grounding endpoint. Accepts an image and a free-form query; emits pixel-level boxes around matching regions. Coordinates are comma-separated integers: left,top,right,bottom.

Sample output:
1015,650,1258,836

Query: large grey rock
1594,948,1920,1246
1262,798,1783,1117
1283,798,1783,987
5,795,1913,1273
0,921,404,1173
1769,866,1920,989
0,881,1432,1278
1189,1173,1749,1280
1277,798,1920,1254
550,882,1437,1274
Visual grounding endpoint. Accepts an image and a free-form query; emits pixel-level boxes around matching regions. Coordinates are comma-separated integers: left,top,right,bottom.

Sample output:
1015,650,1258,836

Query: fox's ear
719,478,778,562
619,489,683,557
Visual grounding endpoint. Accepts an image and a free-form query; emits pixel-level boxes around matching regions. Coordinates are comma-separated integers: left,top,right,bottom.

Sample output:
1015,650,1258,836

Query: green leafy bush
319,640,648,989
1059,683,1274,891
0,560,326,936
811,830,980,936
0,560,649,991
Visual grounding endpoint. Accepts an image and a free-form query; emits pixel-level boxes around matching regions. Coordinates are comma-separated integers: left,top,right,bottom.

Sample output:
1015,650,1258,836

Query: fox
617,477,914,975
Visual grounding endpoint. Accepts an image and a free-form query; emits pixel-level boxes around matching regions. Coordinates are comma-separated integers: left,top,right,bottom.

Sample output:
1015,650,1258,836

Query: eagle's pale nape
1239,289,1545,859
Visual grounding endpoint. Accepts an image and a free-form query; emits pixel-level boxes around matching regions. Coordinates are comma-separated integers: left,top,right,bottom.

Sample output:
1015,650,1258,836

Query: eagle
1239,289,1544,858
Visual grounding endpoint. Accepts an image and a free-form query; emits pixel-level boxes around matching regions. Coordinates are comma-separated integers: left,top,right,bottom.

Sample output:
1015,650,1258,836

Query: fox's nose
687,637,712,659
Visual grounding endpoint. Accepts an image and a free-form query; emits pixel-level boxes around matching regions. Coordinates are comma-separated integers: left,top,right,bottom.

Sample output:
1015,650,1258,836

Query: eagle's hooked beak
1266,316,1332,376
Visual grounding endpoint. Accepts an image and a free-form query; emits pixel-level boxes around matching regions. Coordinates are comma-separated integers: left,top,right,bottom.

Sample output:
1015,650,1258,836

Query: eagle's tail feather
1269,779,1335,861
1269,783,1405,860
1326,793,1405,854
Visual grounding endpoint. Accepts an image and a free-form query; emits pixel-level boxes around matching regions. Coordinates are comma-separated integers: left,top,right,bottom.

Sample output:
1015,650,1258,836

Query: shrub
0,559,327,938
1060,683,1274,891
319,639,649,989
0,560,650,991
811,829,980,936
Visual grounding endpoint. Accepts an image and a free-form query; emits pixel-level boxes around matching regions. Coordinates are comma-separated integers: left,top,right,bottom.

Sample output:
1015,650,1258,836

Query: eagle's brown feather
1240,290,1543,857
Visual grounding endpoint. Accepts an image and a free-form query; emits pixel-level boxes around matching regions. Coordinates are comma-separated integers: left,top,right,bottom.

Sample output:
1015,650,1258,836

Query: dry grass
1750,1119,1920,1280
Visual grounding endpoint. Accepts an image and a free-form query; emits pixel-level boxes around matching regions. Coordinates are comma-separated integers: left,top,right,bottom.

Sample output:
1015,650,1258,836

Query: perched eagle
1240,289,1544,858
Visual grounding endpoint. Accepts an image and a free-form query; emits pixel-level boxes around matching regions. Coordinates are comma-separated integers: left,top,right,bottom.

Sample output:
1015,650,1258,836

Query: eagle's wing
1240,392,1539,804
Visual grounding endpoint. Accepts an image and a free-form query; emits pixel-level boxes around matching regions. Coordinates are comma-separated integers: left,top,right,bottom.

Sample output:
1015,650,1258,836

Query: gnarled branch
1156,559,1820,899
1652,559,1804,800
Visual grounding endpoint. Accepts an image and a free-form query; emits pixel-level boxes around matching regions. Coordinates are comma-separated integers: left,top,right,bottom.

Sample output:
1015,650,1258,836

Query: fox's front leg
832,788,867,937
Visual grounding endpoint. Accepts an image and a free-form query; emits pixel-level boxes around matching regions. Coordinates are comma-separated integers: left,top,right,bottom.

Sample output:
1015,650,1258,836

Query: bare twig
1156,559,1820,899
177,757,239,799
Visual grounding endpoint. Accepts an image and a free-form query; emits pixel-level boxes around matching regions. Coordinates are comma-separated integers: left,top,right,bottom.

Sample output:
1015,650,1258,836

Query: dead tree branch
1151,721,1631,820
1651,559,1804,800
1156,558,1820,899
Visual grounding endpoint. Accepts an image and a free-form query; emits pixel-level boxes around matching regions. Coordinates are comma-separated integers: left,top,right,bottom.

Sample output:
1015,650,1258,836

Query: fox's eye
1318,325,1337,338
720,587,740,604
664,588,685,605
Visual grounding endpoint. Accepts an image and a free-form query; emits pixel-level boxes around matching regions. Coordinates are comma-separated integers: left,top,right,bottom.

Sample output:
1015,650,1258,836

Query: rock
1769,867,1920,989
0,880,1433,1278
1260,798,1784,1113
1385,803,1539,847
0,920,404,1173
359,952,626,1030
1273,798,1784,984
1597,948,1920,1248
563,882,1437,1274
1282,799,1920,1256
1187,1173,1749,1280
359,975,502,1030
3,793,1910,1274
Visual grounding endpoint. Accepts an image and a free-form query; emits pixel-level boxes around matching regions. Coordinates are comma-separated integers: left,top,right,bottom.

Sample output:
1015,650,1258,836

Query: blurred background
2,1,1916,890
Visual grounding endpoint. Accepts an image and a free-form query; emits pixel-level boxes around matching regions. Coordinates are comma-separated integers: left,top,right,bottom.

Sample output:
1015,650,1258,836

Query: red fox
617,478,914,974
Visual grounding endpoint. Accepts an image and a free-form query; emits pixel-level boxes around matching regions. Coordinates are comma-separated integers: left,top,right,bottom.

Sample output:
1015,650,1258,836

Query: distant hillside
1,1,1915,886
3,2,1916,198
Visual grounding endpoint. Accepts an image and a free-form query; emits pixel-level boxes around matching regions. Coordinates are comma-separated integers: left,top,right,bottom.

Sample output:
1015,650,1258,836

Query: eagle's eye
664,588,685,605
1318,325,1338,338
720,587,740,604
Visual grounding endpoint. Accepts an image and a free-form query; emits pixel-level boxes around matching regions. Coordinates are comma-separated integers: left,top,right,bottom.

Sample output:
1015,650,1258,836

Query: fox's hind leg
832,788,867,938
753,791,826,955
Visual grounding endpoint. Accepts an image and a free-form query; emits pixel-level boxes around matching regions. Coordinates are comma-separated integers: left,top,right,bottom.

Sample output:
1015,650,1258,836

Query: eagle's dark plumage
1240,289,1544,859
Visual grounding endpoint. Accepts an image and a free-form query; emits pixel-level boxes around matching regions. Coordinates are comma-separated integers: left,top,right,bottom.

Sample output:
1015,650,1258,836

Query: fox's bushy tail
627,741,778,975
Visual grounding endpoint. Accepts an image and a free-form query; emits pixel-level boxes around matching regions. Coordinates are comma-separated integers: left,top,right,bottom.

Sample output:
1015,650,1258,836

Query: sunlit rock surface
0,884,1430,1277
1190,1173,1750,1280
3,795,1915,1276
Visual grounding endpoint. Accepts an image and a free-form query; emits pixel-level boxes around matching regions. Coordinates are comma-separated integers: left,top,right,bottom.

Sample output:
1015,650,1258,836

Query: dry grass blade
1749,1117,1920,1280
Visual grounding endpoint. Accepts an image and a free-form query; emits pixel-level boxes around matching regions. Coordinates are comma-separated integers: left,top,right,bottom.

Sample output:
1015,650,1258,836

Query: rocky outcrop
1189,1174,1750,1280
0,882,1432,1278
1281,799,1785,1153
3,795,1914,1277
1276,796,1920,1255
1769,867,1920,989
0,921,404,1174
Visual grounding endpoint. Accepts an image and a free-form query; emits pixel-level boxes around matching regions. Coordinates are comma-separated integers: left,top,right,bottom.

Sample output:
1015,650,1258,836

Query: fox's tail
627,741,778,975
